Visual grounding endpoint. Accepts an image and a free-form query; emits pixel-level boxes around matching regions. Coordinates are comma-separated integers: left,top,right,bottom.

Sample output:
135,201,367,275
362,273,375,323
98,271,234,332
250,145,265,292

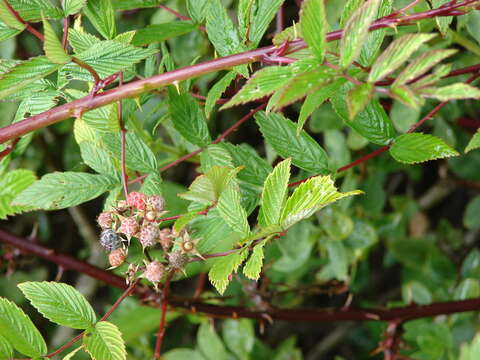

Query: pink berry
147,195,165,212
139,224,160,247
119,217,138,239
109,248,126,268
97,212,113,229
144,261,164,283
127,192,147,210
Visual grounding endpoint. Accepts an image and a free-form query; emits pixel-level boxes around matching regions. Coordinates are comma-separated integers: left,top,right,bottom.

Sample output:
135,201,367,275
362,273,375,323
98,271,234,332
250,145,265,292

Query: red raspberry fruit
108,248,127,268
119,217,139,239
127,192,147,210
144,261,165,283
147,195,165,212
139,224,160,247
97,212,113,229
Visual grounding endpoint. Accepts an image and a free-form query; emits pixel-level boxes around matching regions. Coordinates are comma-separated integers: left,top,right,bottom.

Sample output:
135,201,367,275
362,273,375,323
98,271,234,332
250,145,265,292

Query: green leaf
402,281,432,305
258,158,291,227
63,0,87,15
62,345,85,360
346,82,374,120
198,322,228,360
297,78,346,133
393,49,457,86
326,241,348,280
247,0,284,46
460,333,480,360
280,176,361,229
455,278,480,300
18,282,96,329
420,83,480,101
200,144,234,172
0,298,47,358
168,88,212,148
102,132,157,173
223,143,272,186
412,63,451,89
464,196,480,230
0,56,61,100
5,0,63,22
83,321,126,360
84,0,116,39
187,0,208,23
205,71,236,118
368,33,436,82
206,0,243,57
391,85,422,109
0,19,22,40
340,0,381,68
62,40,157,81
222,319,254,360
13,172,118,210
68,28,101,53
79,141,118,176
256,111,330,173
300,0,327,61
0,169,36,219
272,66,336,110
217,183,250,237
163,349,204,360
243,240,266,280
222,59,317,109
340,0,363,27
0,1,25,30
140,173,163,196
132,21,198,46
0,334,13,360
43,16,71,64
465,130,480,153
389,133,459,164
209,249,248,294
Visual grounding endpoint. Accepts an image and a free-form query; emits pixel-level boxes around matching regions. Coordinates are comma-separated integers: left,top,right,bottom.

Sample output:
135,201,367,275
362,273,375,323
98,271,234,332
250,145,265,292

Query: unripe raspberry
100,229,121,251
147,195,165,212
119,217,139,239
145,210,157,222
144,261,165,283
139,224,160,247
97,212,113,229
108,248,126,268
159,228,173,250
116,200,129,212
127,192,147,210
168,251,189,270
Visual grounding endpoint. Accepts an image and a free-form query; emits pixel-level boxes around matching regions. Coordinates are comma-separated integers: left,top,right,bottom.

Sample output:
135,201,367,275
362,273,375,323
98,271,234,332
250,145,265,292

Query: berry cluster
97,191,201,288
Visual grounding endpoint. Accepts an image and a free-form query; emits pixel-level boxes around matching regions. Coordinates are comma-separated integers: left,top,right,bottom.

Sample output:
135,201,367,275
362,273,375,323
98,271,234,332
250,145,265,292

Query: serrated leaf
340,0,381,68
198,321,228,360
209,249,248,294
140,173,163,196
223,143,272,186
331,84,395,145
465,130,480,153
68,28,101,53
0,298,47,358
84,0,116,39
205,71,236,118
420,83,480,101
391,85,422,109
217,183,250,237
83,321,126,360
63,0,86,15
301,0,327,61
347,82,373,120
102,132,157,173
340,0,363,27
368,33,436,82
18,282,96,329
13,172,118,210
249,0,284,46
0,334,13,360
389,133,459,164
0,1,25,30
0,19,22,40
243,240,266,280
187,0,208,23
258,158,291,227
79,141,118,176
272,66,336,110
206,0,243,57
0,56,61,100
43,16,71,64
412,63,452,89
62,40,157,81
168,88,212,148
5,0,63,22
297,78,346,133
200,143,234,172
280,176,362,229
132,21,198,46
222,58,317,109
0,169,36,219
393,49,457,86
256,111,330,173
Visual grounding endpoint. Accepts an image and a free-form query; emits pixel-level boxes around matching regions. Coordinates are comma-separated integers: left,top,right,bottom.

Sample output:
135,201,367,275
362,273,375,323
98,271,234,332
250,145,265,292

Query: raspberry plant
1,0,480,359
